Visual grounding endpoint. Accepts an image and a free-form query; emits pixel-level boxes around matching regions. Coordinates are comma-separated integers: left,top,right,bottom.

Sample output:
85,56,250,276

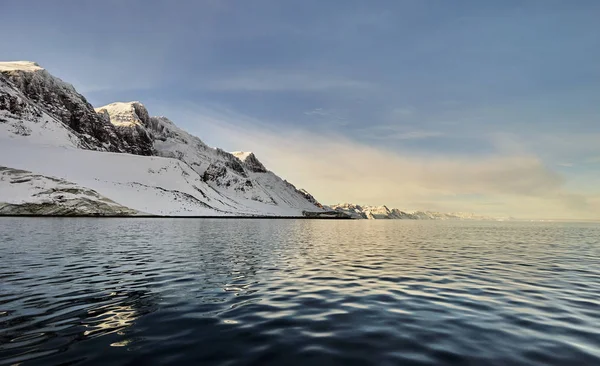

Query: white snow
231,151,254,162
95,102,145,127
0,166,135,215
0,61,44,72
96,102,321,214
0,137,320,216
0,63,323,217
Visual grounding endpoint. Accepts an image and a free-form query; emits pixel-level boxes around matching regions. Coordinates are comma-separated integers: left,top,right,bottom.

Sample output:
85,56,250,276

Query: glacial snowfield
0,166,137,216
0,61,324,216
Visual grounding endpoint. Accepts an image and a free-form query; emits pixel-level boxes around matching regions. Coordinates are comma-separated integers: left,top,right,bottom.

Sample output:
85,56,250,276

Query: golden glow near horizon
176,107,600,221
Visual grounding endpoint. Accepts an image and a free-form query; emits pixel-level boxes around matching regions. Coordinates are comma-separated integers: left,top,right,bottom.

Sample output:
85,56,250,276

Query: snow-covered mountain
0,61,134,153
0,61,323,216
327,203,497,220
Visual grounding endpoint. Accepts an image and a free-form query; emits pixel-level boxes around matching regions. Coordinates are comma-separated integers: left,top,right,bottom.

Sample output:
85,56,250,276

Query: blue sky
2,0,599,218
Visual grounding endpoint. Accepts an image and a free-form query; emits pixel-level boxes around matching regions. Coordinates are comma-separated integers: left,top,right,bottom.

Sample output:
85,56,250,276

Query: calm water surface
1,218,599,365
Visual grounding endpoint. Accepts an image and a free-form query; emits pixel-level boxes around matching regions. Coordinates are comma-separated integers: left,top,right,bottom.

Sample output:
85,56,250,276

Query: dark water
1,219,599,365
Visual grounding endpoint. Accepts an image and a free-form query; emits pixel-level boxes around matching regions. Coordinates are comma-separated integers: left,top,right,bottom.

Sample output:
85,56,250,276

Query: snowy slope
0,61,45,73
96,101,323,214
0,62,141,154
0,139,322,216
0,61,323,216
0,166,138,216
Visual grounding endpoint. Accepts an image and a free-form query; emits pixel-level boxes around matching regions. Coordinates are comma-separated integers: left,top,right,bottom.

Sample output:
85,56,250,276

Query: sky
1,0,599,219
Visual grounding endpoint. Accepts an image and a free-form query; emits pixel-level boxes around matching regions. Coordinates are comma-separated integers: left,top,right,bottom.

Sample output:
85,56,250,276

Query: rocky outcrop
326,203,368,219
95,102,154,155
232,151,267,173
0,74,89,148
0,62,129,153
0,78,42,121
0,166,138,216
302,210,352,219
96,101,322,210
298,188,323,208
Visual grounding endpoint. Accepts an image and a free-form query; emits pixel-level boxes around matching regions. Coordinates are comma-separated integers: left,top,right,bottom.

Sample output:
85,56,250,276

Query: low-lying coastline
0,214,354,219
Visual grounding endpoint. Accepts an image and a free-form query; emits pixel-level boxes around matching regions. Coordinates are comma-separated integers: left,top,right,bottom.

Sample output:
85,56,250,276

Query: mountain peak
231,151,267,173
95,101,150,128
1,62,324,216
0,61,44,73
231,151,254,161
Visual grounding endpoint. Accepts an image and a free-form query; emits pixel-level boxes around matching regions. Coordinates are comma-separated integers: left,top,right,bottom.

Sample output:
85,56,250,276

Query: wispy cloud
355,124,443,140
304,108,348,126
205,70,373,92
304,108,337,118
380,130,443,140
155,103,599,220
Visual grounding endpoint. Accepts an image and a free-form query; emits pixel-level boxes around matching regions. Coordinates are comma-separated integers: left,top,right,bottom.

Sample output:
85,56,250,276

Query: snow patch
0,61,44,72
95,101,148,127
231,151,254,161
0,166,138,215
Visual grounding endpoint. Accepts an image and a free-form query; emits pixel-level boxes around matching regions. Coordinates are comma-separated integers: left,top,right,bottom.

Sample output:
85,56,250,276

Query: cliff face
95,101,322,211
0,62,130,153
95,102,154,156
232,152,267,173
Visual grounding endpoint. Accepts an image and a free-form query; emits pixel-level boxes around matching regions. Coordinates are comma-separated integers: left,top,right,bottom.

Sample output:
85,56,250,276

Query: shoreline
1,215,596,222
0,214,354,220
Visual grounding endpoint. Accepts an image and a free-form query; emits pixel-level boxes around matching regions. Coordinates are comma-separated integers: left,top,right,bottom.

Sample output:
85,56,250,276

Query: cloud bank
162,104,599,220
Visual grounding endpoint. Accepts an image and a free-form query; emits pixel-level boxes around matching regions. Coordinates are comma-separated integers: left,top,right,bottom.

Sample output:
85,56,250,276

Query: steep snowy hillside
95,102,154,155
96,101,322,214
0,166,138,216
0,62,139,154
0,74,85,148
0,61,323,216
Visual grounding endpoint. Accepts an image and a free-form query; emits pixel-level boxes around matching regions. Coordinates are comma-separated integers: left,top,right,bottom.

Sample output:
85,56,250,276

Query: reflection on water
0,223,159,366
0,218,599,365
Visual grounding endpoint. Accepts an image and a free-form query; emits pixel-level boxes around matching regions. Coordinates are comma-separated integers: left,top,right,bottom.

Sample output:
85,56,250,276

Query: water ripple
0,218,599,365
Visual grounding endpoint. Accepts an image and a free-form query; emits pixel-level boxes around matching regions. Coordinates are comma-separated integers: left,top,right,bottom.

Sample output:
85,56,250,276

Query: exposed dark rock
203,163,227,182
302,210,353,219
0,166,139,216
298,188,323,208
240,153,268,173
0,68,129,153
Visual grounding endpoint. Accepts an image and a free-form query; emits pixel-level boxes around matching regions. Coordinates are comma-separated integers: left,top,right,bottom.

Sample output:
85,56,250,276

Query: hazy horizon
2,1,599,220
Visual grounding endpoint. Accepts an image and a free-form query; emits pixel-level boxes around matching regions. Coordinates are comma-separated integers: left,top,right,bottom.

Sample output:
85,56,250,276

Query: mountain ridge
0,61,323,216
327,203,501,220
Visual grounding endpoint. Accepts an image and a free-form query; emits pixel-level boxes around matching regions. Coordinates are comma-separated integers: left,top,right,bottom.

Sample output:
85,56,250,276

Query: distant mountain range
326,203,504,220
